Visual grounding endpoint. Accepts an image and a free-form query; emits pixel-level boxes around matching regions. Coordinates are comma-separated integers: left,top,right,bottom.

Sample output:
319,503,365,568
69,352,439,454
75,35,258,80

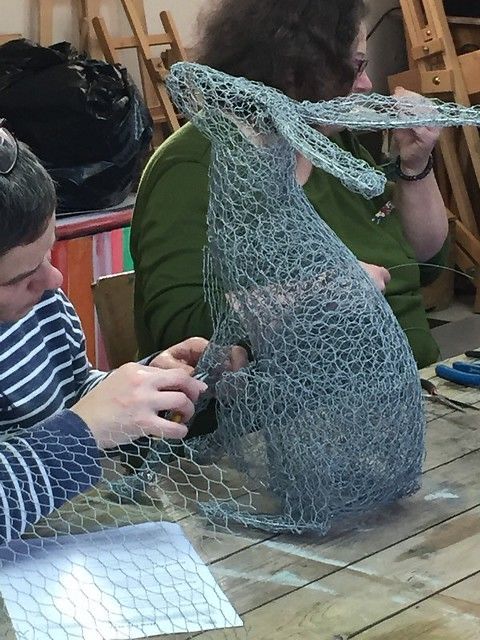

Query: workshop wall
2,1,407,92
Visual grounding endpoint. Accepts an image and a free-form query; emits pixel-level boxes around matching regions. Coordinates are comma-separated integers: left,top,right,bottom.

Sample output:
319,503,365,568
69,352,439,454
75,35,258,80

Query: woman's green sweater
131,122,446,368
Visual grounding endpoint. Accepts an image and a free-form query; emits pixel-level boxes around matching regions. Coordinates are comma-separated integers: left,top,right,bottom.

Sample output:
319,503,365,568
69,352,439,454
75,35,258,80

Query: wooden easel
92,0,186,142
79,0,104,59
37,0,102,55
36,0,185,143
37,0,55,45
389,0,480,309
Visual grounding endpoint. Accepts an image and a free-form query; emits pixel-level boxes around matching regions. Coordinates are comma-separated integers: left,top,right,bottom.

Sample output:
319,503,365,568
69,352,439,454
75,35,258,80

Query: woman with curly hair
131,0,448,375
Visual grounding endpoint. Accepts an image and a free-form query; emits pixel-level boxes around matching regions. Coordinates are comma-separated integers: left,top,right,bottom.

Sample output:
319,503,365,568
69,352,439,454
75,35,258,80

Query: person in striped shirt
0,125,208,545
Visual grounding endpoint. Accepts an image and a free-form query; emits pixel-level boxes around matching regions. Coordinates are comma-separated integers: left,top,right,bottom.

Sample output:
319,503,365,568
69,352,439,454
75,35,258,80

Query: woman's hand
149,337,209,374
359,261,391,293
72,364,207,447
149,337,248,375
389,87,448,262
391,87,441,175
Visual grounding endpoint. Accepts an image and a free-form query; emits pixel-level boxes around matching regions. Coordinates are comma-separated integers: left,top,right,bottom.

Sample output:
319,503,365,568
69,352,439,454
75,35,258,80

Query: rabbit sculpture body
166,63,456,533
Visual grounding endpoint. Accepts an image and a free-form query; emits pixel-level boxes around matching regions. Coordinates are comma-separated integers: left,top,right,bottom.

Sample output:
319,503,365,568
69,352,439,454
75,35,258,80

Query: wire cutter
420,377,478,412
435,361,480,389
165,371,212,424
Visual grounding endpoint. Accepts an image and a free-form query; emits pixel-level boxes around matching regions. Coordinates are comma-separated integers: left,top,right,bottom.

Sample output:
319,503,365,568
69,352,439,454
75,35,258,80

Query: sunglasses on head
0,119,19,175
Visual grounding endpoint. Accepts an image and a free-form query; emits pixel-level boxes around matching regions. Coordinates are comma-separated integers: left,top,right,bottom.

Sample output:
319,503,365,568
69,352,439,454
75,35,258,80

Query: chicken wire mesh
2,60,480,639
0,421,247,639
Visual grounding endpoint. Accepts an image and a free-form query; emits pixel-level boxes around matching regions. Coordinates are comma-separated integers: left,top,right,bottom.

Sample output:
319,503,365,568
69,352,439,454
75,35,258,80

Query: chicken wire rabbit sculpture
160,63,480,534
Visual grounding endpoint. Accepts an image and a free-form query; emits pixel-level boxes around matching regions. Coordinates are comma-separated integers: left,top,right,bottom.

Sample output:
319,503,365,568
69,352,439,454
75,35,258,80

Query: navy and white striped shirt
0,412,102,545
0,289,108,544
0,289,107,430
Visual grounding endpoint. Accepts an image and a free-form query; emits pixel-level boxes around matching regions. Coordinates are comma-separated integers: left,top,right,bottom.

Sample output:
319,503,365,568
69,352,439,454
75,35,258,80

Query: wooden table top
1,355,479,640
155,356,480,640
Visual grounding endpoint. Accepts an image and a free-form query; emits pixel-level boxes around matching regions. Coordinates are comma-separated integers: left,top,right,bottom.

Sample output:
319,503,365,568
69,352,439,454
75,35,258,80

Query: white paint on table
424,490,459,502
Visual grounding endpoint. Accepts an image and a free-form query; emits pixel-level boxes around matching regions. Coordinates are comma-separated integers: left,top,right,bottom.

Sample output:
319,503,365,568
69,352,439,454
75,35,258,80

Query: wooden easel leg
120,0,182,133
79,0,103,58
38,0,54,46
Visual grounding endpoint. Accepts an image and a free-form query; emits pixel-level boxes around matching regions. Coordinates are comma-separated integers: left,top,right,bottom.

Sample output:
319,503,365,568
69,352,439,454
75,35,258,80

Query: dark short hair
0,142,56,256
195,0,367,102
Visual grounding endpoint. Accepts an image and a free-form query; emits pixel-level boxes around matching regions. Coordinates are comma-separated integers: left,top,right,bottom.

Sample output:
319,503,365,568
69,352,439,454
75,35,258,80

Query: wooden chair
92,271,137,368
389,0,480,309
92,1,186,142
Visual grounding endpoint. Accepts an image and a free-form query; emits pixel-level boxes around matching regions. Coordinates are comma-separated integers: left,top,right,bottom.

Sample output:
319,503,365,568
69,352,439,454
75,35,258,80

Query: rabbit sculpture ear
299,90,480,130
296,93,390,130
266,97,386,198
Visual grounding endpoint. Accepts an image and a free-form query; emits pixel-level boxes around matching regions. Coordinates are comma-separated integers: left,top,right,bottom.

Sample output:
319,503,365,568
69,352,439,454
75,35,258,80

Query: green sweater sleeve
132,161,212,356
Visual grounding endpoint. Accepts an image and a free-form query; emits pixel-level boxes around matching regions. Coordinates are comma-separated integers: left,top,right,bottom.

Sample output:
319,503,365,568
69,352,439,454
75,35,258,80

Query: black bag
443,1,480,17
0,39,153,213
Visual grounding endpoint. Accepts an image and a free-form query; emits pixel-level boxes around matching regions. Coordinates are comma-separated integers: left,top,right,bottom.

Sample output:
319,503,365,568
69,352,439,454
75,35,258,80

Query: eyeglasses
354,57,369,77
0,119,18,175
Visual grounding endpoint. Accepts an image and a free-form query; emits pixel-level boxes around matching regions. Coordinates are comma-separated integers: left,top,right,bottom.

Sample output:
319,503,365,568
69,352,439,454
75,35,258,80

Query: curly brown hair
194,0,367,102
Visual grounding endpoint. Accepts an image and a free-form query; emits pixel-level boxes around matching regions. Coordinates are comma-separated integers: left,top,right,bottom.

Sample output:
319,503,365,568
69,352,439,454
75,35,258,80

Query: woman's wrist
395,154,434,181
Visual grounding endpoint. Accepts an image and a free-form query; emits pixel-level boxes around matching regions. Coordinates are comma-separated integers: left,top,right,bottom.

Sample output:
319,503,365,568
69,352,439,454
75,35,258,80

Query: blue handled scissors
435,361,480,388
